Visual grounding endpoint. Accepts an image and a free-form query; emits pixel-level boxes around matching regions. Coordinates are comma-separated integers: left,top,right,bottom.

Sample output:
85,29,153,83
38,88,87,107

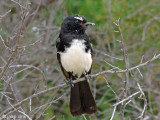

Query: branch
0,82,66,116
0,53,159,116
0,10,11,21
116,17,129,120
113,91,140,107
96,53,159,74
94,49,123,61
0,15,25,80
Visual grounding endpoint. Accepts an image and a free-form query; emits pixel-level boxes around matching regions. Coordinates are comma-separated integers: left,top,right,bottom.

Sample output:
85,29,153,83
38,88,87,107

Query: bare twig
0,52,159,117
110,106,117,120
11,0,28,10
94,49,123,61
0,13,26,80
116,18,128,97
113,91,140,106
131,72,147,120
0,10,11,21
0,35,12,51
103,77,120,100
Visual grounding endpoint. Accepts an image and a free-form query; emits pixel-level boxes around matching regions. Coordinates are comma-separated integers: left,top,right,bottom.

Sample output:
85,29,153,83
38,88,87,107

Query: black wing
56,36,70,80
87,43,93,74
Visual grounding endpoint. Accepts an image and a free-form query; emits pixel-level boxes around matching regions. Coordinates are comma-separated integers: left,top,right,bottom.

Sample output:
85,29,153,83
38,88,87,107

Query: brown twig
0,52,159,117
0,15,25,80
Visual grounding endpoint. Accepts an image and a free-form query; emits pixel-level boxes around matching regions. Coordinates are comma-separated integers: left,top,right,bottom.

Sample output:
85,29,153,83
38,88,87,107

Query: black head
60,15,95,34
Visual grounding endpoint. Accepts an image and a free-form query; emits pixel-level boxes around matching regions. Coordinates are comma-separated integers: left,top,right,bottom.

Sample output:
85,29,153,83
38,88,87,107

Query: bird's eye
82,20,86,23
75,20,80,24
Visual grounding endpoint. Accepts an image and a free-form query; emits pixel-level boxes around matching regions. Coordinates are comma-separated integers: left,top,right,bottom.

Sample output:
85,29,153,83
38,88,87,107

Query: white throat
60,39,92,77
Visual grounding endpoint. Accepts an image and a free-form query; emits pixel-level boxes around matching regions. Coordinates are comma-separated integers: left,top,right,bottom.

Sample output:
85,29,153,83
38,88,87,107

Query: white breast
60,39,92,78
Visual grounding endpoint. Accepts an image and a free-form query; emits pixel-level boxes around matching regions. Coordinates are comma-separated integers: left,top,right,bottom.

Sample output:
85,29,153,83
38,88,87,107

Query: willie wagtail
56,15,97,116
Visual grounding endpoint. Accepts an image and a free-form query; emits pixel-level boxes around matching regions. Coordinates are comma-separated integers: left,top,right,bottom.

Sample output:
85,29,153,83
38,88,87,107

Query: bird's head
60,15,95,34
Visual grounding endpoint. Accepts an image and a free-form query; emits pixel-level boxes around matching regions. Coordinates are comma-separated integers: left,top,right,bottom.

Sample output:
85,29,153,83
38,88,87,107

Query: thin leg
67,75,74,88
84,72,89,82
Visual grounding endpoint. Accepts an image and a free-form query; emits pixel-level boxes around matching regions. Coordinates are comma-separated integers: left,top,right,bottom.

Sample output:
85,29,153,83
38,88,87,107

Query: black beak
84,22,95,26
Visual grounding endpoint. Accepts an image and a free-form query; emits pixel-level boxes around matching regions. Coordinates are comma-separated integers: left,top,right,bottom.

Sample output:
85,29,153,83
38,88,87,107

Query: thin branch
131,72,147,119
0,10,11,21
0,14,26,80
116,18,128,97
0,53,159,116
113,91,140,107
110,106,117,120
11,0,28,10
0,64,46,83
0,35,12,51
0,83,66,116
94,49,123,61
103,77,120,100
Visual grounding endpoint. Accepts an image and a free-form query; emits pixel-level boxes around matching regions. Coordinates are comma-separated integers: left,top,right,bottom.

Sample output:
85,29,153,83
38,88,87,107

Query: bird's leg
64,79,68,84
84,72,90,82
67,75,74,88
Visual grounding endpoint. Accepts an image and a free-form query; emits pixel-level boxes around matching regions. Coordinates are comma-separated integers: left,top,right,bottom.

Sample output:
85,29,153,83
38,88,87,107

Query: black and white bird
56,15,97,116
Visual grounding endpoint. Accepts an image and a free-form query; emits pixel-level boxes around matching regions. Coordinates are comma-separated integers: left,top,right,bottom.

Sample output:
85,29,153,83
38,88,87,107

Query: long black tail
70,80,97,116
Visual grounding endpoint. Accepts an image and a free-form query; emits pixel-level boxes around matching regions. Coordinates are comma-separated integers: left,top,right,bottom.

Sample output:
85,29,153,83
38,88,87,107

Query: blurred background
0,0,160,119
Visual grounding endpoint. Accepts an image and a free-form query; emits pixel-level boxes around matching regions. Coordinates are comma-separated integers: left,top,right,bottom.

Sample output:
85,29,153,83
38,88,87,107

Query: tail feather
70,82,83,116
79,80,97,114
70,80,97,116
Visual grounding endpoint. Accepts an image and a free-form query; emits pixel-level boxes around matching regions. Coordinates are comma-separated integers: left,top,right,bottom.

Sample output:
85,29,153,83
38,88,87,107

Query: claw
84,73,90,82
85,74,89,79
67,79,74,88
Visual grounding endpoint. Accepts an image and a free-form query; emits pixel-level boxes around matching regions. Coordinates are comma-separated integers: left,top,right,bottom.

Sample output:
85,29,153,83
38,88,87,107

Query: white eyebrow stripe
74,16,83,21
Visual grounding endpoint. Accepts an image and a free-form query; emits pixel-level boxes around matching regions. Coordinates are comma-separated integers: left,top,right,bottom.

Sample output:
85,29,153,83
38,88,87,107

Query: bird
56,15,97,116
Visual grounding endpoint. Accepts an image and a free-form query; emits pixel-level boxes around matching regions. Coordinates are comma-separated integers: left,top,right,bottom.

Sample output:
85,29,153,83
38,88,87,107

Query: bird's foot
84,74,90,82
67,79,74,88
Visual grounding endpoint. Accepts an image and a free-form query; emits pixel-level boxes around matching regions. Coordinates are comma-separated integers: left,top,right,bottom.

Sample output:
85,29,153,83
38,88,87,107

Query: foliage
0,0,160,120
